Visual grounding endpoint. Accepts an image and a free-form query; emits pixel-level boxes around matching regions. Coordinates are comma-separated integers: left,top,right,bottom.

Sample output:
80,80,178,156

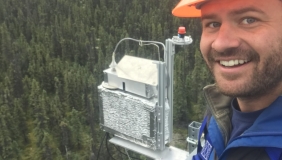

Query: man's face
200,0,282,98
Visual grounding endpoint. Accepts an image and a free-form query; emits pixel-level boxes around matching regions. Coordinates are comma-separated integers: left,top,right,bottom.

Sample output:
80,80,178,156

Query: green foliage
0,0,213,159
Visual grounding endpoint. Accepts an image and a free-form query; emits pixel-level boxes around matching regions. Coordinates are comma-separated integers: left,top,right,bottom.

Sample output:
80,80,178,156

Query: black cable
113,145,142,160
107,134,142,160
97,132,143,160
106,133,117,160
117,145,124,160
96,133,107,160
106,134,141,160
113,145,127,157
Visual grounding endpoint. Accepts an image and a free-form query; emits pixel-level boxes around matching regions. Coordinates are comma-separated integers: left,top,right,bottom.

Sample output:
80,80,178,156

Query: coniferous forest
0,0,213,159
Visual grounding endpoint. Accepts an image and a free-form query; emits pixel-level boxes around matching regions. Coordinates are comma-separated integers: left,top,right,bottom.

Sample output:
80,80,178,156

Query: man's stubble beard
206,46,282,98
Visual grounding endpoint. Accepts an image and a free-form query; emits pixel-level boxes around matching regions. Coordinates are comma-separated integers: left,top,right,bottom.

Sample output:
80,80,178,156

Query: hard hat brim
172,0,206,18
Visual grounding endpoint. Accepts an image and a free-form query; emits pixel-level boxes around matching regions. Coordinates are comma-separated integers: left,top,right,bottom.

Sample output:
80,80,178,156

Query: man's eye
242,18,257,24
208,22,221,28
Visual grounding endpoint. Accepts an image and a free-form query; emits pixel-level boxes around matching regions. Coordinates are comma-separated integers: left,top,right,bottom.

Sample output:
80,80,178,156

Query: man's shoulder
226,147,270,160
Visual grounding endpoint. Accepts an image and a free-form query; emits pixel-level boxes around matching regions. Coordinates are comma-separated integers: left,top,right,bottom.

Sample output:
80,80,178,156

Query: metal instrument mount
99,27,202,159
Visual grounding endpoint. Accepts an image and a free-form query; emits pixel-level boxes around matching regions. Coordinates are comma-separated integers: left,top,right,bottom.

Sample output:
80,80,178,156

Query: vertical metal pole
165,36,193,143
165,39,175,143
157,62,166,150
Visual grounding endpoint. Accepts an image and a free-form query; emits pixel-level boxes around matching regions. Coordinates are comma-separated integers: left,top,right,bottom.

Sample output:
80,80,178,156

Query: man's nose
211,24,241,53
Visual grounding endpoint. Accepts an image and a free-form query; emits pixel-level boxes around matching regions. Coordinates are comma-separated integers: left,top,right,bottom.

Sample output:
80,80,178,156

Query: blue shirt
229,99,265,143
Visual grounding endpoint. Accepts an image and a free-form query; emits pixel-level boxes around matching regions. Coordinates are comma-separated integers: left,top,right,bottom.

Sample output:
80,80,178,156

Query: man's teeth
220,60,248,67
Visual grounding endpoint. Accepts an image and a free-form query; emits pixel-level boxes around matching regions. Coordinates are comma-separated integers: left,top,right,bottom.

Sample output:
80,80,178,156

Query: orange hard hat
172,0,207,18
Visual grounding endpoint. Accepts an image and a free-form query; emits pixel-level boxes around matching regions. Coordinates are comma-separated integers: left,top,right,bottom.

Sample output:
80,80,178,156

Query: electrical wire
113,144,144,160
109,135,142,160
106,133,117,160
140,43,161,61
117,145,124,160
98,133,144,160
111,38,166,62
96,133,107,160
113,38,165,57
125,149,132,160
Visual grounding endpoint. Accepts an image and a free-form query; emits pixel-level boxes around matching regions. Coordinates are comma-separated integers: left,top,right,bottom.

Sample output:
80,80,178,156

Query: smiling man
173,0,282,159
